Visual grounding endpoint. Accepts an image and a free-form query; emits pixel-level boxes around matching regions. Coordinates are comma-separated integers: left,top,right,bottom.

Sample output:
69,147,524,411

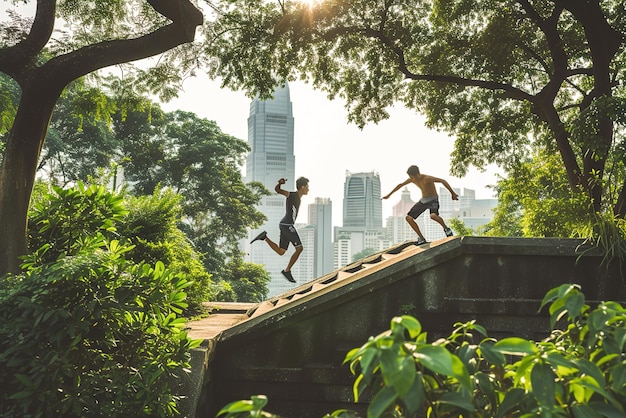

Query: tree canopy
0,0,203,275
204,0,626,220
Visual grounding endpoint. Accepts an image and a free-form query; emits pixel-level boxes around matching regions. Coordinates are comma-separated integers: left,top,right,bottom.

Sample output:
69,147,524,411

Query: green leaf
576,376,624,412
493,337,538,356
609,363,626,391
530,362,555,411
414,345,472,389
359,347,380,379
575,359,607,388
392,315,422,339
586,402,626,418
438,390,475,412
401,372,425,415
367,385,397,418
475,371,497,408
479,340,506,367
496,388,526,418
545,351,577,374
570,404,601,418
379,350,416,397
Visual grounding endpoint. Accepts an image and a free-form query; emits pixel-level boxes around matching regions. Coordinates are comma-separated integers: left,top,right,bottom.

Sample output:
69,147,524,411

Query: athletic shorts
279,223,302,250
407,197,440,218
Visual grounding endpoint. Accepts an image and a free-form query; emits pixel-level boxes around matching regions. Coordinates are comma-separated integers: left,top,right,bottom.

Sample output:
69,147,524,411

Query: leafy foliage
119,187,215,315
27,181,213,316
0,238,200,417
343,284,626,417
576,212,626,283
27,181,128,264
206,0,626,216
220,255,271,303
488,150,591,237
0,180,203,416
448,218,475,237
26,82,269,277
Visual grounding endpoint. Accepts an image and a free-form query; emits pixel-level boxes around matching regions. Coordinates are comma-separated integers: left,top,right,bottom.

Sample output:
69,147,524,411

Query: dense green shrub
218,284,626,417
28,182,214,315
27,181,128,264
0,236,200,417
118,187,214,315
0,181,203,416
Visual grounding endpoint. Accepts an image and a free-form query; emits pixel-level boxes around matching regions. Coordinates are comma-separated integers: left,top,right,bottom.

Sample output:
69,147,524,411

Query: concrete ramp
187,236,625,418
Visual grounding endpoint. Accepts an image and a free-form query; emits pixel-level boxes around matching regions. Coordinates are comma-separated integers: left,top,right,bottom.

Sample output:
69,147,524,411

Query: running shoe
250,231,267,244
444,228,453,237
281,270,296,283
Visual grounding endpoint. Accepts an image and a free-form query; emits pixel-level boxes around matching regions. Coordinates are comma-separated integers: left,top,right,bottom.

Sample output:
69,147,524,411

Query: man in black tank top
250,177,310,283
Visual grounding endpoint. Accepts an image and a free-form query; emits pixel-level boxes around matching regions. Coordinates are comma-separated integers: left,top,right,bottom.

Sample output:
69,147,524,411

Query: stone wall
190,237,625,417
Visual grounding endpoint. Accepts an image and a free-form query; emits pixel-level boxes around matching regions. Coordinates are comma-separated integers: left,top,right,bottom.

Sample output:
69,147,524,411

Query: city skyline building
243,83,298,297
308,197,334,277
293,224,316,283
342,171,383,228
332,171,385,269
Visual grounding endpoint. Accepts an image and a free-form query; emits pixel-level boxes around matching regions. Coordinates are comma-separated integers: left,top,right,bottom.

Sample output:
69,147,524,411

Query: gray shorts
279,223,302,250
407,196,440,218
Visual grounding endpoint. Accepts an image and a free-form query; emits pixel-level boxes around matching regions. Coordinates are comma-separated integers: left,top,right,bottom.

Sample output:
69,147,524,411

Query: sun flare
297,0,320,8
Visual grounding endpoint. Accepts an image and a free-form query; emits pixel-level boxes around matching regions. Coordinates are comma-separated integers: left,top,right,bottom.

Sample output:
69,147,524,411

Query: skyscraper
342,171,382,228
334,171,385,267
308,197,333,276
245,84,295,190
244,83,297,297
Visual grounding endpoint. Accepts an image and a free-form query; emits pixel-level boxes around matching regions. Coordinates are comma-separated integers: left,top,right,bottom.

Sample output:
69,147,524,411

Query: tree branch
0,0,56,80
39,0,203,90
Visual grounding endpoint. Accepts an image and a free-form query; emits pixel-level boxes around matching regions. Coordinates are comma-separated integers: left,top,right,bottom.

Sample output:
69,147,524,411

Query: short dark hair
407,165,420,176
296,177,309,190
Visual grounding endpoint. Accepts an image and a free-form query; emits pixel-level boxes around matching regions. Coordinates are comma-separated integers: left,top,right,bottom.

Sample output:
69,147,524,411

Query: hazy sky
161,74,501,224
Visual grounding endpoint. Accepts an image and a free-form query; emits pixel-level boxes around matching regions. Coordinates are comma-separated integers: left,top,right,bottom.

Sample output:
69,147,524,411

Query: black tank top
280,192,301,224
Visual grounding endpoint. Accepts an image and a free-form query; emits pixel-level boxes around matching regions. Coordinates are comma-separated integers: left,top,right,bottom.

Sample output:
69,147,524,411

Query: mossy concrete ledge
184,236,625,417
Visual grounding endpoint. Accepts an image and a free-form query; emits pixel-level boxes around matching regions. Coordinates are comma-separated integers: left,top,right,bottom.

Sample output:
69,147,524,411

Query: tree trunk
565,0,622,214
0,85,60,276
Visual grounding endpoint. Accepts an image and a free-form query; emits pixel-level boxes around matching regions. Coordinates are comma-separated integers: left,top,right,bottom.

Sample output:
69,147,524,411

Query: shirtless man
383,165,459,245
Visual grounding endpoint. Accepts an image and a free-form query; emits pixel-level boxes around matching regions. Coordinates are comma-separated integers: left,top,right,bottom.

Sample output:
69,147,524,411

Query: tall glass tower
244,84,297,297
342,171,383,228
308,197,333,277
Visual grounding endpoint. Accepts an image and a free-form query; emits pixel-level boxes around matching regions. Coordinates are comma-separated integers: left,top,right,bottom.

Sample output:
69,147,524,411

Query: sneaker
250,231,267,244
444,228,453,237
281,270,296,283
415,237,427,245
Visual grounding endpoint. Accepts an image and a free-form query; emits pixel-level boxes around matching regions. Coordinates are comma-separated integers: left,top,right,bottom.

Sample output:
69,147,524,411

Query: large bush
118,187,214,315
0,182,202,416
28,182,214,315
0,236,199,417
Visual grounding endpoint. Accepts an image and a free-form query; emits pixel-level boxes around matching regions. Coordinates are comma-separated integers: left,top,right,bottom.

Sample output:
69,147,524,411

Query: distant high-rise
308,197,333,276
393,187,415,216
342,171,382,228
244,84,297,297
334,171,384,268
245,84,295,190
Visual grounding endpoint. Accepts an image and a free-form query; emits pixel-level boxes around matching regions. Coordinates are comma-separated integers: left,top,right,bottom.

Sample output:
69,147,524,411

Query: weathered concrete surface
185,237,625,417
